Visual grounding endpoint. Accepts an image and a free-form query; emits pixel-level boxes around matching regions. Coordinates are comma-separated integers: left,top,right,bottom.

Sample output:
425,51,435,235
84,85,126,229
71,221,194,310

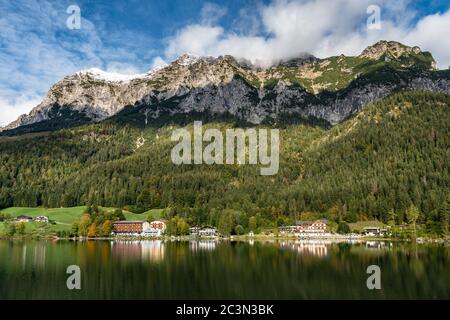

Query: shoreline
1,234,449,243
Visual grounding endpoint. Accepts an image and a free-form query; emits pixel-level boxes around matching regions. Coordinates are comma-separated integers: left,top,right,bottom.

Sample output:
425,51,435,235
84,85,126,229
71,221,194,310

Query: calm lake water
0,239,449,299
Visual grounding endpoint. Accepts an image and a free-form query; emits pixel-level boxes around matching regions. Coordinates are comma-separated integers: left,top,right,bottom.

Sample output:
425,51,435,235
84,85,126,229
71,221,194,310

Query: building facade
142,220,167,237
112,220,167,237
278,220,329,235
189,226,217,237
112,220,151,236
297,220,328,233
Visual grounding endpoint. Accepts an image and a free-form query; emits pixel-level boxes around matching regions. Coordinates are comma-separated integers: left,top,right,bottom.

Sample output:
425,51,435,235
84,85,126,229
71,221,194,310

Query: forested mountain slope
0,91,448,229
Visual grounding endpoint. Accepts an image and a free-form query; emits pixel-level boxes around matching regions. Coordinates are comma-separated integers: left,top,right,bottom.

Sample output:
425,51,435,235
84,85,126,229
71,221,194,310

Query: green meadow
0,206,164,236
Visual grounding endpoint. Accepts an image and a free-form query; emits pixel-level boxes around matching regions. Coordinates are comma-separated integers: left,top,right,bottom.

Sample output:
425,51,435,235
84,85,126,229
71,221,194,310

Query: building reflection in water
189,240,217,252
111,240,165,262
33,242,47,269
141,240,165,262
279,240,329,257
18,242,47,270
365,241,390,250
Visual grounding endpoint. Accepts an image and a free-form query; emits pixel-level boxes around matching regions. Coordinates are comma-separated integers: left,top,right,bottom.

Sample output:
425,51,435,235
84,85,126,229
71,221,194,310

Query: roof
149,220,167,223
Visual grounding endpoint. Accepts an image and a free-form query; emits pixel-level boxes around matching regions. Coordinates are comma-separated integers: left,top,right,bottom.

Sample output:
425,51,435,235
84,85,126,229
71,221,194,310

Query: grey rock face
134,77,450,127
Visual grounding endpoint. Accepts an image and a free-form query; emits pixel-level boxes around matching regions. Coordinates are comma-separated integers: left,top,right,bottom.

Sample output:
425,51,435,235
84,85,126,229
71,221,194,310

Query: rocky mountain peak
360,40,422,60
174,53,202,66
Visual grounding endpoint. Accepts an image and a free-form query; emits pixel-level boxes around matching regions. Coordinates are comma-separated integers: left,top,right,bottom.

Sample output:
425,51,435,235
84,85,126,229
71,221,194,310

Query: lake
0,239,449,299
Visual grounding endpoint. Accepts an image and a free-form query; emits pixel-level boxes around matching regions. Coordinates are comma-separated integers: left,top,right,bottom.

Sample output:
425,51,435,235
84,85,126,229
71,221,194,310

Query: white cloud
106,62,141,75
404,10,450,69
165,24,224,59
163,0,450,69
0,96,42,127
150,56,168,70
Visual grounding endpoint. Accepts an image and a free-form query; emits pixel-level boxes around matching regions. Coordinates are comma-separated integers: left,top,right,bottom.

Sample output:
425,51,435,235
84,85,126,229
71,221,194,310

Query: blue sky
1,0,450,125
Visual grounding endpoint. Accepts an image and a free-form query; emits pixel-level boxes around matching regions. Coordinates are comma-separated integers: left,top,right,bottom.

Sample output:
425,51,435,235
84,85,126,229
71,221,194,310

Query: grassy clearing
348,220,386,232
2,206,86,223
124,209,164,220
0,206,165,235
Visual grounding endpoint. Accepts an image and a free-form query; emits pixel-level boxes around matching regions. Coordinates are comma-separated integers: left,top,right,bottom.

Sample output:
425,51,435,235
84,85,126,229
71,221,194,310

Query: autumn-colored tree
101,220,113,236
87,223,97,238
78,214,92,237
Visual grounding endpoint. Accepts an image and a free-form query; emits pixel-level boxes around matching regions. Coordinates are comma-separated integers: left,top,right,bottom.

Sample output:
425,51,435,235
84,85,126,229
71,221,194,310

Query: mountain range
2,40,450,135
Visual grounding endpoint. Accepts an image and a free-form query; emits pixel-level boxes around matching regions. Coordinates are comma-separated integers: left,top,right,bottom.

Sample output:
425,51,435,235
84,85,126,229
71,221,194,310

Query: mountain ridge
2,40,448,135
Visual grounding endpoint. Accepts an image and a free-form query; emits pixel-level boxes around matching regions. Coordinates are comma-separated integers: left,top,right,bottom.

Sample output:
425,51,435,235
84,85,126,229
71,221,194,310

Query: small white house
189,227,201,236
362,227,388,237
190,226,217,237
15,215,33,223
34,216,49,223
198,226,217,237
